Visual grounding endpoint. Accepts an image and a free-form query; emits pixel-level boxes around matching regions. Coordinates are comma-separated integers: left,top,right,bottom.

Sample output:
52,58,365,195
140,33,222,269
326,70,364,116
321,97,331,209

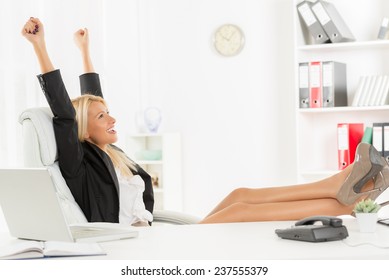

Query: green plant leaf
354,199,381,213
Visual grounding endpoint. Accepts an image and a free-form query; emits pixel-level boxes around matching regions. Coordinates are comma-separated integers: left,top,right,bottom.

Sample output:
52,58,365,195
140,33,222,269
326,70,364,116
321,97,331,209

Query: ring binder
311,0,355,43
337,123,364,170
299,62,310,108
322,61,347,107
378,17,389,39
309,61,322,108
297,1,331,44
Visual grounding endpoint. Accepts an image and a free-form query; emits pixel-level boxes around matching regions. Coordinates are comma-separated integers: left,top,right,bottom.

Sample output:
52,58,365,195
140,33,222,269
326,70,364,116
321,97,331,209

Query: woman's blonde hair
71,94,135,178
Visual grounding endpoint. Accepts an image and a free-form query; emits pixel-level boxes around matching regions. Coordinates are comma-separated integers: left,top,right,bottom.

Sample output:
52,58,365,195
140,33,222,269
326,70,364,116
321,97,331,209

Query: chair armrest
153,210,201,225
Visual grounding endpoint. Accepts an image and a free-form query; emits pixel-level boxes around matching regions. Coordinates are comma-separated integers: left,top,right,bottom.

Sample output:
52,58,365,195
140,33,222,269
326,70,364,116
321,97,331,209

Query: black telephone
275,216,348,242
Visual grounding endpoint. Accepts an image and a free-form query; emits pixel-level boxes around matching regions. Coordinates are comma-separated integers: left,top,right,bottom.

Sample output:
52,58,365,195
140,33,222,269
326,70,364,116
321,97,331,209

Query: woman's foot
361,165,389,204
336,143,387,205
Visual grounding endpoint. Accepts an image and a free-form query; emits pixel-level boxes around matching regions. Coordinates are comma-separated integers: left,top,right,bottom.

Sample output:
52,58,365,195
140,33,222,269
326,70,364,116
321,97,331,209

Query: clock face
214,24,245,57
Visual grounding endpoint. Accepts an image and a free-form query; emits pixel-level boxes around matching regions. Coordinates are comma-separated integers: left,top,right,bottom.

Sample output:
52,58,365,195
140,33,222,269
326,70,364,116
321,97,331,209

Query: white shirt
116,169,153,225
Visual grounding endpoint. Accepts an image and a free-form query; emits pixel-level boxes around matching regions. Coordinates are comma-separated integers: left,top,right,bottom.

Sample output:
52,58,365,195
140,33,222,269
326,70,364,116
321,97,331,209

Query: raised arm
74,28,95,73
74,28,103,97
22,17,84,180
21,17,54,74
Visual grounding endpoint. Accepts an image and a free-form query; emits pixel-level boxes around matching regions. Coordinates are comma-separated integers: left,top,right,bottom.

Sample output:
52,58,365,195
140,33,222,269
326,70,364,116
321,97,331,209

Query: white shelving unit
294,0,389,182
125,133,182,212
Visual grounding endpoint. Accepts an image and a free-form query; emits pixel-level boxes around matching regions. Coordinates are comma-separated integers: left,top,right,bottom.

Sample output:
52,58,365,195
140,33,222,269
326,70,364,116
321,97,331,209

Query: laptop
0,168,138,243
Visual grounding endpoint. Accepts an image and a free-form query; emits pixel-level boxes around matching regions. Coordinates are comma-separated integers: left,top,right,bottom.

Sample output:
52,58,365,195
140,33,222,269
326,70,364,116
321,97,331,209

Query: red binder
309,61,322,108
337,123,364,170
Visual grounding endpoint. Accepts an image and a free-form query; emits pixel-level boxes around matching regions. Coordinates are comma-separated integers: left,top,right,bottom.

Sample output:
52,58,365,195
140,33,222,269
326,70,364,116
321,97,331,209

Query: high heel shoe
336,143,387,205
362,165,389,205
350,166,389,217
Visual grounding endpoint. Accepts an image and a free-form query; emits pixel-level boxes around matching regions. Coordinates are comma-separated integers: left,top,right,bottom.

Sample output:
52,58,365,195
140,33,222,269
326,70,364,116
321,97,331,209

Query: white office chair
19,107,200,225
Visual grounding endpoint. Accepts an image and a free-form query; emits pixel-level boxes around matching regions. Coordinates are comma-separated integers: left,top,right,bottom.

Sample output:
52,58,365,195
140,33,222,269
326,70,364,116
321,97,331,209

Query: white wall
0,0,296,231
103,0,297,217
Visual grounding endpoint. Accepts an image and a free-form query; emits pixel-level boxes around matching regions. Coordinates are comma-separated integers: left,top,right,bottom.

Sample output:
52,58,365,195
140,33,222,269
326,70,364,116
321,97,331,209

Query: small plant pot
355,213,378,233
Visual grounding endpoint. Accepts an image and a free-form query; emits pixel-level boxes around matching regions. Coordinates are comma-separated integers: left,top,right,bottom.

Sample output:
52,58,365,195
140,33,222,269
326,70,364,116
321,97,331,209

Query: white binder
299,62,310,108
297,1,331,44
322,61,347,107
311,0,355,43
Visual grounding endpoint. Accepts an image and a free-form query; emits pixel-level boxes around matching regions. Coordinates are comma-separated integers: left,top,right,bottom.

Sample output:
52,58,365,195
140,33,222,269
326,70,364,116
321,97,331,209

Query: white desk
1,218,389,259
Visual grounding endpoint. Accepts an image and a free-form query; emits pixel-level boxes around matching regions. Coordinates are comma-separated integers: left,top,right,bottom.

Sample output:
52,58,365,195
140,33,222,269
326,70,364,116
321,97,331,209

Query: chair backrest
19,107,88,224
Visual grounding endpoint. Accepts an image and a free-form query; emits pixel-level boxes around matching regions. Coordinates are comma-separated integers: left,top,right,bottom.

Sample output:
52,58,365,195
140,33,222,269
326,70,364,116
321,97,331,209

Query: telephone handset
275,215,348,242
294,215,343,227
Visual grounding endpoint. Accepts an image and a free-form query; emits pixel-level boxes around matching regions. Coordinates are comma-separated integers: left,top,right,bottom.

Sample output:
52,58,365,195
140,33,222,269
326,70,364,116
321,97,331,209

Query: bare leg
199,198,355,224
205,164,355,218
200,143,387,224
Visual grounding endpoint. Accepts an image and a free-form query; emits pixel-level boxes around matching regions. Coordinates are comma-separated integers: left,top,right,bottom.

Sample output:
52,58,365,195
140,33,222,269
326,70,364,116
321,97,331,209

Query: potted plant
354,199,381,233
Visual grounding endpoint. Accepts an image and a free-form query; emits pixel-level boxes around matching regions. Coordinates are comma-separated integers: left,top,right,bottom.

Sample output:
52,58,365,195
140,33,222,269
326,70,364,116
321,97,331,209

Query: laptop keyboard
71,228,117,239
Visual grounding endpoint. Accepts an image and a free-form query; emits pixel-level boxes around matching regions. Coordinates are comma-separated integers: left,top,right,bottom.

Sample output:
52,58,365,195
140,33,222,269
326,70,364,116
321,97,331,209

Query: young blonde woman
22,17,389,226
22,17,153,226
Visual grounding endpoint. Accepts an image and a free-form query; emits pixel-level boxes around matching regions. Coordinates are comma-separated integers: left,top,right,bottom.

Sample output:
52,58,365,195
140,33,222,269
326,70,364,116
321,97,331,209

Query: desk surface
1,218,389,260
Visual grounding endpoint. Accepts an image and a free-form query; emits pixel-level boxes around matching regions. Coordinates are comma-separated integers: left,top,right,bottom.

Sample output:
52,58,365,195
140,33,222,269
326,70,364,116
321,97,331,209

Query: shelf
298,105,389,114
297,40,389,52
293,0,389,183
153,188,163,193
126,132,182,211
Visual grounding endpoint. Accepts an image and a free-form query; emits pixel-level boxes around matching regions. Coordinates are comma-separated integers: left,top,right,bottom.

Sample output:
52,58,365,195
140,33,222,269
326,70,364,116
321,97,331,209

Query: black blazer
37,69,154,223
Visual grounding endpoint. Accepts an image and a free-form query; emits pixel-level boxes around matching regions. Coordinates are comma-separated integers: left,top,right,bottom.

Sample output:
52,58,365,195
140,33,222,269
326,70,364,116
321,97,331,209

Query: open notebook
0,240,106,259
0,168,138,243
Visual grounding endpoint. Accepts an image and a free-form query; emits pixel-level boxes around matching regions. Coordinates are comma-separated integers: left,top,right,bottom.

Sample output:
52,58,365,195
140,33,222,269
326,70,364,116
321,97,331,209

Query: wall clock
213,24,245,57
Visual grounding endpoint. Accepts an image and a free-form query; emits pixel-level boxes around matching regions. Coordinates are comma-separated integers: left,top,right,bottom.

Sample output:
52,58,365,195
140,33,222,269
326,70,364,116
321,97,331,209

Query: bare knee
228,187,251,203
199,201,251,224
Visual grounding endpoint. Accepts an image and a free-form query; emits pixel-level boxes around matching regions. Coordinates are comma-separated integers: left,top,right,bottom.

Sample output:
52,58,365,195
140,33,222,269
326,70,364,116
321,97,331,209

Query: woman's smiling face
85,101,117,151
